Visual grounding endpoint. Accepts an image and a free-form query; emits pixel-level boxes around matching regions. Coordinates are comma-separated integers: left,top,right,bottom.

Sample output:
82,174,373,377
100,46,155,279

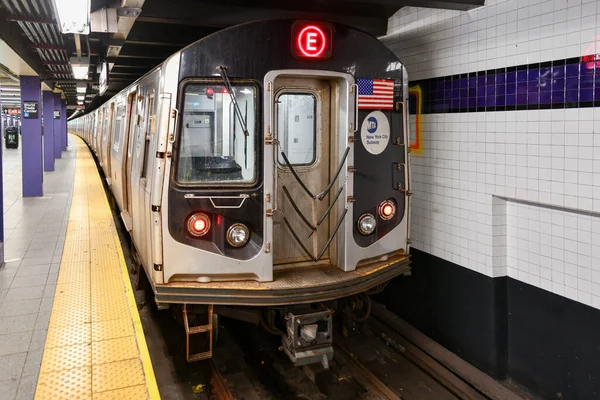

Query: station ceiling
0,0,484,117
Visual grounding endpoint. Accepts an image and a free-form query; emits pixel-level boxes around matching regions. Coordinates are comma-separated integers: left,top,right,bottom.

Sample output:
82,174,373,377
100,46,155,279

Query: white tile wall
383,0,600,309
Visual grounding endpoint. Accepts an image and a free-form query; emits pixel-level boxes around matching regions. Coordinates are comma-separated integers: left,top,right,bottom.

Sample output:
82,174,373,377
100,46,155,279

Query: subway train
70,19,411,367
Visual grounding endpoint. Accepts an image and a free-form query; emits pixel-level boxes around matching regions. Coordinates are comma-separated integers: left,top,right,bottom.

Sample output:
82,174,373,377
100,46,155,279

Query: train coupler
280,308,334,369
183,304,214,362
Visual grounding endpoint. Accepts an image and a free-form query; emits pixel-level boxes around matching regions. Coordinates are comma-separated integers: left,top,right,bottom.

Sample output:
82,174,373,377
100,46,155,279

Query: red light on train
292,22,333,59
206,88,214,96
187,213,211,237
378,200,396,221
297,26,326,57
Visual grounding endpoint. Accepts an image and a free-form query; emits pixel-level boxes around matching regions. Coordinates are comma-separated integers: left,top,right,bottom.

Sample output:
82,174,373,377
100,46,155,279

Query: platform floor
0,136,159,399
0,137,74,400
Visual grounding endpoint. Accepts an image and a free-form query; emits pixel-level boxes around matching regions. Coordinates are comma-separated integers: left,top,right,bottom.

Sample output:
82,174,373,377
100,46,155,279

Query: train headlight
187,213,210,237
357,213,376,235
227,223,250,247
378,200,396,220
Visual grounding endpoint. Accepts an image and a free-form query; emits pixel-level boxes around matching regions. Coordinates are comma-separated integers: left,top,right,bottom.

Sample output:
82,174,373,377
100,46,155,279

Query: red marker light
206,88,214,96
187,213,211,237
222,88,228,94
292,22,333,59
193,218,206,232
378,200,396,220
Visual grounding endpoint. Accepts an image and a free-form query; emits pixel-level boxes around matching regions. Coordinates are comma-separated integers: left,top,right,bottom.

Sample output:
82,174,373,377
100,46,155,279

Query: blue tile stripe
410,56,600,114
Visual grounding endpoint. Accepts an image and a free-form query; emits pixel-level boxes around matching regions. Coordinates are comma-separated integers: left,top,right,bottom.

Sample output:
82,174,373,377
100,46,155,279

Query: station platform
0,136,159,400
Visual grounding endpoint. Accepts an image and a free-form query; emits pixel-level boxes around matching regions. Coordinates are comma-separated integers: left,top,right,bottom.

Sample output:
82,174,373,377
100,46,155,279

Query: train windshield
176,83,257,185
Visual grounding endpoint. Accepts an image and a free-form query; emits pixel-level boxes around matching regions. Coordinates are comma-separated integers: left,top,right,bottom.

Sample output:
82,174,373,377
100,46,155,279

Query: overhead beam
126,21,218,46
6,16,56,24
126,40,187,47
0,7,48,79
30,44,67,50
344,0,485,11
137,0,389,36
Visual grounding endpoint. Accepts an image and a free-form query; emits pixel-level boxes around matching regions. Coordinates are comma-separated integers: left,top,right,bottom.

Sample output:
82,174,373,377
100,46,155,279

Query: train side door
272,77,333,265
98,108,105,166
103,103,114,181
121,90,139,230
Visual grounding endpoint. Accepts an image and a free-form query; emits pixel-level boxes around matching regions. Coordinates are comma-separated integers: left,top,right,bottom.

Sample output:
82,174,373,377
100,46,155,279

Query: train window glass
276,93,317,166
176,83,257,185
141,93,155,179
103,107,109,143
113,103,124,150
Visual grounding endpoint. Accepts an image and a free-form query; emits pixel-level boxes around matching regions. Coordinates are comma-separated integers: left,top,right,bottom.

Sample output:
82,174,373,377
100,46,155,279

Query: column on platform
0,98,4,266
53,93,61,159
61,99,67,150
42,90,55,172
20,76,43,197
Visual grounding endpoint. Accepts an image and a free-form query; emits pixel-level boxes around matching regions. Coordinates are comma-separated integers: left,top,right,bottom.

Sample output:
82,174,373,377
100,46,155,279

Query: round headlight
227,223,250,247
357,213,376,235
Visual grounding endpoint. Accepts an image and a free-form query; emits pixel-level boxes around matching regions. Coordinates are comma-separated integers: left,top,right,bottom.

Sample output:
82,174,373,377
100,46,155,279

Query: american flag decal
357,78,395,109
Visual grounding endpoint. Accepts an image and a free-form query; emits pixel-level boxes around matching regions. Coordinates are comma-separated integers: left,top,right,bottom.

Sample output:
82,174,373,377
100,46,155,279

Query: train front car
159,20,411,366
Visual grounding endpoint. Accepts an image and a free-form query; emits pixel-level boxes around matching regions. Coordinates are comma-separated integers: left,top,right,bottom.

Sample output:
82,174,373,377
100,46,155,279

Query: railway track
205,302,523,400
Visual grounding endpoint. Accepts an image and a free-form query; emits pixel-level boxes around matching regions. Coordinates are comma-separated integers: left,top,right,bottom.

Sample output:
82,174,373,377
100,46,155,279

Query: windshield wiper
218,66,249,167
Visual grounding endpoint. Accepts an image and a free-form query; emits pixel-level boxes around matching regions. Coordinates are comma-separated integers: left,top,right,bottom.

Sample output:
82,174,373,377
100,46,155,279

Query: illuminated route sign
292,22,333,59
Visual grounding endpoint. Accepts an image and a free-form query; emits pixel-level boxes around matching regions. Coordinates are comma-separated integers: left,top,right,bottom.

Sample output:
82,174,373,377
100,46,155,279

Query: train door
98,108,105,166
103,103,114,180
272,77,334,266
121,90,139,230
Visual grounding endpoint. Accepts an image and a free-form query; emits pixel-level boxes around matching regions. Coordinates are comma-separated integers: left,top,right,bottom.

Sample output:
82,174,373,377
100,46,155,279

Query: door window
113,103,124,150
141,93,155,179
276,93,317,167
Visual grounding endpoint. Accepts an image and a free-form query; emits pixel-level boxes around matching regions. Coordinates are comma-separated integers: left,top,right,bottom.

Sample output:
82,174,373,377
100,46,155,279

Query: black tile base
379,249,600,399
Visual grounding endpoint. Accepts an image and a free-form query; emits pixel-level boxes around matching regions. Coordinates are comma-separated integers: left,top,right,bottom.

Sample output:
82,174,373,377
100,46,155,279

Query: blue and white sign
360,110,390,155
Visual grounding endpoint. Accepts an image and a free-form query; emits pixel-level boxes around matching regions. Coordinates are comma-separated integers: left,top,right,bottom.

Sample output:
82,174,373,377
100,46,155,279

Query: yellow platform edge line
114,223,161,400
79,135,161,400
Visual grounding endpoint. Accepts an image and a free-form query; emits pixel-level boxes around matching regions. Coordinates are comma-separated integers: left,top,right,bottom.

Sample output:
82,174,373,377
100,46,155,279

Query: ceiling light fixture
52,0,91,34
70,57,90,80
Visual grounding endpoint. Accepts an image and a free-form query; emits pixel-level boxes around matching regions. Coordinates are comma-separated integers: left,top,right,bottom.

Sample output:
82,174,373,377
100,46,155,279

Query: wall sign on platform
23,101,38,119
53,110,61,119
2,108,19,115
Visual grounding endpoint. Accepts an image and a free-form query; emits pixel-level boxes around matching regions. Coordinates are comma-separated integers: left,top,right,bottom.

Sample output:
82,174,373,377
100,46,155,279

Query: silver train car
70,19,411,366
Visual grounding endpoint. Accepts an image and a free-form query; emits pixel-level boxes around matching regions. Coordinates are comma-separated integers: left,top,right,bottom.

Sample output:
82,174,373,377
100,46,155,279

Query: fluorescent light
77,95,85,101
52,0,90,34
0,87,20,92
77,101,84,105
76,86,86,93
72,65,88,79
70,56,90,80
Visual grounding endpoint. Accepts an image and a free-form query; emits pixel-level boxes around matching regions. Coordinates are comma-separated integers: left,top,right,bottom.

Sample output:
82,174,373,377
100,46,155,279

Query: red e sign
292,22,333,59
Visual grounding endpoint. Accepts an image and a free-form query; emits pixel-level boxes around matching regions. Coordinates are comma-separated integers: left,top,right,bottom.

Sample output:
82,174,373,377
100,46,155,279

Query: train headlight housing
227,223,250,247
187,213,210,237
357,213,376,235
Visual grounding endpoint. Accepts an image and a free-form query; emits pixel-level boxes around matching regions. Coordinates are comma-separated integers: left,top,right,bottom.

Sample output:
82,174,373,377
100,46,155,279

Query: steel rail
333,343,402,400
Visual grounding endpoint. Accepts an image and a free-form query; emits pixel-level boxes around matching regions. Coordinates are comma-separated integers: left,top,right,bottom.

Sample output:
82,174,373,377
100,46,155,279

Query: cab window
176,83,257,185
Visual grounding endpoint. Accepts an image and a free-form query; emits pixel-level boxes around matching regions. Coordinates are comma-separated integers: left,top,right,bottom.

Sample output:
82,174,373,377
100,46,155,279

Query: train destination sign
23,101,38,119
